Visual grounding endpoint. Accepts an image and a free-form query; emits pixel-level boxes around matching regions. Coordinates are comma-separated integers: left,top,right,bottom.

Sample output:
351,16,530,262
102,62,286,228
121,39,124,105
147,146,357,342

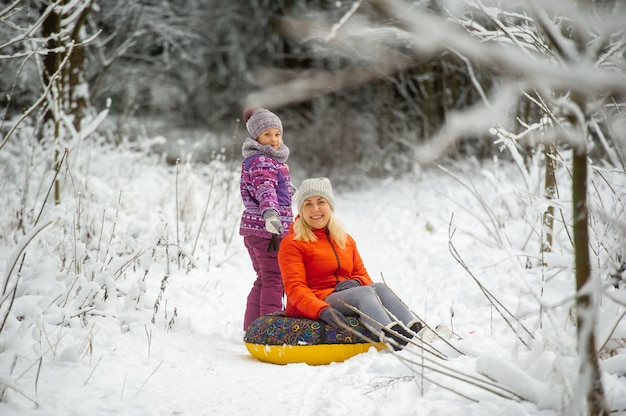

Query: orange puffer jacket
278,223,373,320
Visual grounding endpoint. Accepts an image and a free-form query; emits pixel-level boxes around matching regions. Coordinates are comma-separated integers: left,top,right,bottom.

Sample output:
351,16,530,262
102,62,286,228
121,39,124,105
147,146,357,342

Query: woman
239,107,294,330
277,177,422,350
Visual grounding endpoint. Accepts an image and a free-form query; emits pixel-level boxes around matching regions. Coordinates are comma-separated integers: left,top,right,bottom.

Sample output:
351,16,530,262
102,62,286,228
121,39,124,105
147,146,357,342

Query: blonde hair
293,212,347,249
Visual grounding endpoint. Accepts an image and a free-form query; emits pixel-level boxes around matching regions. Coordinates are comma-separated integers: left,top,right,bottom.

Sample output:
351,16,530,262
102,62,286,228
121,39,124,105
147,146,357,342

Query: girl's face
301,196,332,229
256,128,282,150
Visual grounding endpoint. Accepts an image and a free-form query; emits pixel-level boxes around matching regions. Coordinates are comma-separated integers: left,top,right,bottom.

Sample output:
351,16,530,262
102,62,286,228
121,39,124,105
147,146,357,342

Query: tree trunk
40,1,63,131
67,2,92,130
572,145,608,416
39,1,93,204
40,2,64,204
541,144,557,262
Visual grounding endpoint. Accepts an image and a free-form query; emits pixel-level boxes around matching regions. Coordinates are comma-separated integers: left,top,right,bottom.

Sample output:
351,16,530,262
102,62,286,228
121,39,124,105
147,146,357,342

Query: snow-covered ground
1,132,625,415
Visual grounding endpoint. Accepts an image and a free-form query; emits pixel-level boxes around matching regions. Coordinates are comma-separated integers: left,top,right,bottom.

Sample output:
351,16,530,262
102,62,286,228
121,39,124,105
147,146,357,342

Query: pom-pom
243,106,258,123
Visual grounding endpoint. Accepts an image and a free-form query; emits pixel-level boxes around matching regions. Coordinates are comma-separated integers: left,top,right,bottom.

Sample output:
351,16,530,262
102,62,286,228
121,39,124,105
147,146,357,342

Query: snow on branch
246,0,626,109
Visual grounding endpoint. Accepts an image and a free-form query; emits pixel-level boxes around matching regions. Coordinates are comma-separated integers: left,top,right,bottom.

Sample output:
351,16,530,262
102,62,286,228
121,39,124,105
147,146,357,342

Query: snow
1,133,625,416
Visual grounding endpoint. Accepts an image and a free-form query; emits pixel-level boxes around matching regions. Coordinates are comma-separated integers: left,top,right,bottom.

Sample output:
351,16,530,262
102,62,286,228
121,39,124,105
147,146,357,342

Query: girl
239,107,294,330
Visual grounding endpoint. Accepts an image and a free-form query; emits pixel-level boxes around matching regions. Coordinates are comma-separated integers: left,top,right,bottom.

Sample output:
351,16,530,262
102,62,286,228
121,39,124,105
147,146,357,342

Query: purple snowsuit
240,154,294,329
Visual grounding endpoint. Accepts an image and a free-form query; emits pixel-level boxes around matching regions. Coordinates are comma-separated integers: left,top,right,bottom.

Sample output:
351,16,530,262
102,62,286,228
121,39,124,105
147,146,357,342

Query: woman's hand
334,279,361,292
319,307,350,329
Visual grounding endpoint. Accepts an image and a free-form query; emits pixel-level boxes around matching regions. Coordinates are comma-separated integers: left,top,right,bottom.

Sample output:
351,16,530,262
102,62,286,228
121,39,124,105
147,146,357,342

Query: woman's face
256,128,282,150
301,196,332,229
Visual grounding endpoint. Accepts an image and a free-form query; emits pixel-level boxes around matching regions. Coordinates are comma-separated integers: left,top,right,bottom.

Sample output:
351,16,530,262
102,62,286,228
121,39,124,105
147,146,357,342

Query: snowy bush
0,115,242,398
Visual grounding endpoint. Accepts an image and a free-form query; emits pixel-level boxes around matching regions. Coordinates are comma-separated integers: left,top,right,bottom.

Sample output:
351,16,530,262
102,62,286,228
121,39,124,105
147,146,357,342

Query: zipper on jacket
326,228,341,284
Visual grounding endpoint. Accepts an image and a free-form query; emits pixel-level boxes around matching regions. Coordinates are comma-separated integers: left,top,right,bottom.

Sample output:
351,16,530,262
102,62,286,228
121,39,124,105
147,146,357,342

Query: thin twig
94,208,106,278
192,175,214,257
229,117,239,163
175,159,181,270
436,163,505,246
35,357,42,396
0,380,39,407
83,355,103,386
324,0,364,42
337,301,523,402
448,216,535,348
380,274,465,356
144,325,152,359
0,25,73,152
399,354,524,402
33,149,67,226
598,309,626,353
135,360,164,397
1,221,52,331
99,191,122,274
120,375,127,400
337,300,449,360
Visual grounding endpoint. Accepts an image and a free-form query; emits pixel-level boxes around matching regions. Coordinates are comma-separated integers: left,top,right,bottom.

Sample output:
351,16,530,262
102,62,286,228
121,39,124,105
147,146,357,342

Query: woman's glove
318,307,350,329
263,209,283,234
334,279,361,292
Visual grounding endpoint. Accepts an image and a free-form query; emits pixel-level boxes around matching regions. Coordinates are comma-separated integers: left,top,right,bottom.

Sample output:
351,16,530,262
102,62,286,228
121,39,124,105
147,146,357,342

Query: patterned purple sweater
239,154,294,239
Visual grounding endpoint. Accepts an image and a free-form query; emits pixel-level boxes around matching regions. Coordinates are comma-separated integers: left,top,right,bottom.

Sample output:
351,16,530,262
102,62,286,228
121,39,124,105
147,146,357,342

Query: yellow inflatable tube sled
244,312,385,365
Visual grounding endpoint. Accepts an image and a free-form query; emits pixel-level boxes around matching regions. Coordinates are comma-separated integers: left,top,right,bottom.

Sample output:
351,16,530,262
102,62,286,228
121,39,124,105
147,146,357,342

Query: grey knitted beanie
243,107,283,140
297,177,335,212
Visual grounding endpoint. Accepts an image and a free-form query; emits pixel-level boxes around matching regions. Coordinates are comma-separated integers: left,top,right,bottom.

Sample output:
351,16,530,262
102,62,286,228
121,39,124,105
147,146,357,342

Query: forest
1,1,625,415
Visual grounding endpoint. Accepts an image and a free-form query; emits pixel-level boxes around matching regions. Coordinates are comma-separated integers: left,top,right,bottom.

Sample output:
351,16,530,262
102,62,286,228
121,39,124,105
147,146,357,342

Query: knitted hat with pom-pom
243,107,283,140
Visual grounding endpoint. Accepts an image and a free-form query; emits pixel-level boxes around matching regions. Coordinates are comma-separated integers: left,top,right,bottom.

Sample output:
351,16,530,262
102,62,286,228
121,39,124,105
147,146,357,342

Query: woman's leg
370,282,415,325
326,284,419,350
325,285,394,333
